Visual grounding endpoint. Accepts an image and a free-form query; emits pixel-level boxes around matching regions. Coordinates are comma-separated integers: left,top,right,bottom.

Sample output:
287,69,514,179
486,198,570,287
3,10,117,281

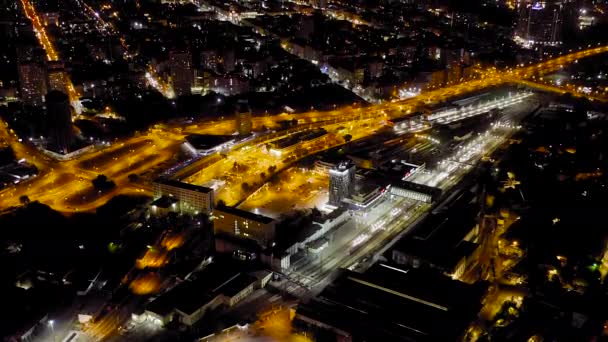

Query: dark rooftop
393,179,443,199
146,262,257,317
313,207,348,225
185,134,234,150
155,178,213,194
220,273,257,297
214,205,274,224
295,266,487,342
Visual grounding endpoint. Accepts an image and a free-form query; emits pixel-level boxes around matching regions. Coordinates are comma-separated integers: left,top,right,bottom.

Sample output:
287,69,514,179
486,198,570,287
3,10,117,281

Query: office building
213,206,276,248
45,91,73,154
18,62,47,106
328,161,356,206
152,179,214,215
46,61,67,93
169,49,193,97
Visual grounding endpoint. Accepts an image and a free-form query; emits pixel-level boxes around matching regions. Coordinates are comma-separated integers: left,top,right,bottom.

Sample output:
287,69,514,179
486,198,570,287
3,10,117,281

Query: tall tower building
45,90,73,154
235,110,252,136
169,49,193,97
296,15,315,40
516,1,564,46
18,62,47,106
221,48,236,73
234,100,252,136
329,161,356,207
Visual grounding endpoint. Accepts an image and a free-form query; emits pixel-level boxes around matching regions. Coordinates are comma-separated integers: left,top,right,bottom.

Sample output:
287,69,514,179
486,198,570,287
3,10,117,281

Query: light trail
19,0,58,61
145,69,176,99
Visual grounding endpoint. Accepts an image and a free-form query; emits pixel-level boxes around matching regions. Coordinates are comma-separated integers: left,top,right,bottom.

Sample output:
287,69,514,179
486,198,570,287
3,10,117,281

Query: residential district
2,0,608,341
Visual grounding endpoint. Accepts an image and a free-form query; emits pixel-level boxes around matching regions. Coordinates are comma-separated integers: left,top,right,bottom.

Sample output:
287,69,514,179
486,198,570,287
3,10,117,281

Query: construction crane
501,171,525,201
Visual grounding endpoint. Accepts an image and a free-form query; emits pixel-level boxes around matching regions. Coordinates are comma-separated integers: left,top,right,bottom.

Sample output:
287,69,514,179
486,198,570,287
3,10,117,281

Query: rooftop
146,262,258,317
296,266,487,341
155,178,213,194
214,206,274,225
185,134,234,150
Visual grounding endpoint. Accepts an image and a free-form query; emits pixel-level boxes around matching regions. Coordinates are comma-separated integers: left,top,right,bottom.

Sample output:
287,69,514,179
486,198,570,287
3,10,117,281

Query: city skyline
2,1,608,341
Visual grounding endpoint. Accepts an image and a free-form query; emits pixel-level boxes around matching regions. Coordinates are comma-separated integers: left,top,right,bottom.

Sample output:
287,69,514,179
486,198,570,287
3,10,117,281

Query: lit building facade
213,206,276,247
329,161,356,206
46,61,67,93
153,179,214,215
18,62,47,106
516,1,564,47
169,50,193,97
235,110,252,136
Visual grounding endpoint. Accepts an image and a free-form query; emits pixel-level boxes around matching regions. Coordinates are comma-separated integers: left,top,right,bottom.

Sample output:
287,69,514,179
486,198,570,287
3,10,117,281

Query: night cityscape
2,0,608,341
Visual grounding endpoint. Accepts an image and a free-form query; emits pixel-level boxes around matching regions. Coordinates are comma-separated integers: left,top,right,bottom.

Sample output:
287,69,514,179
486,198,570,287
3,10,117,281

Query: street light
48,320,56,342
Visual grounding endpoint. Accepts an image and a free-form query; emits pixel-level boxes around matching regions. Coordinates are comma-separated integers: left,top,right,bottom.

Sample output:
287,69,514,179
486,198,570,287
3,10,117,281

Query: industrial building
294,265,488,341
137,262,271,327
390,188,480,279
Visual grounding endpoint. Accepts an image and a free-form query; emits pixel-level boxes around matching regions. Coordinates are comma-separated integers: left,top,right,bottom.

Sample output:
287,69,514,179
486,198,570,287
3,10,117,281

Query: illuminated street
0,45,606,213
19,0,82,113
184,118,382,205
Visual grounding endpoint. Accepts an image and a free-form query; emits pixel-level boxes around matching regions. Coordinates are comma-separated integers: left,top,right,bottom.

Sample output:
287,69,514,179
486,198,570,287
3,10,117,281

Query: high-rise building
516,1,564,46
45,90,73,154
18,62,47,106
329,161,356,207
169,49,193,97
221,48,235,73
296,15,315,40
46,61,67,93
235,103,252,136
